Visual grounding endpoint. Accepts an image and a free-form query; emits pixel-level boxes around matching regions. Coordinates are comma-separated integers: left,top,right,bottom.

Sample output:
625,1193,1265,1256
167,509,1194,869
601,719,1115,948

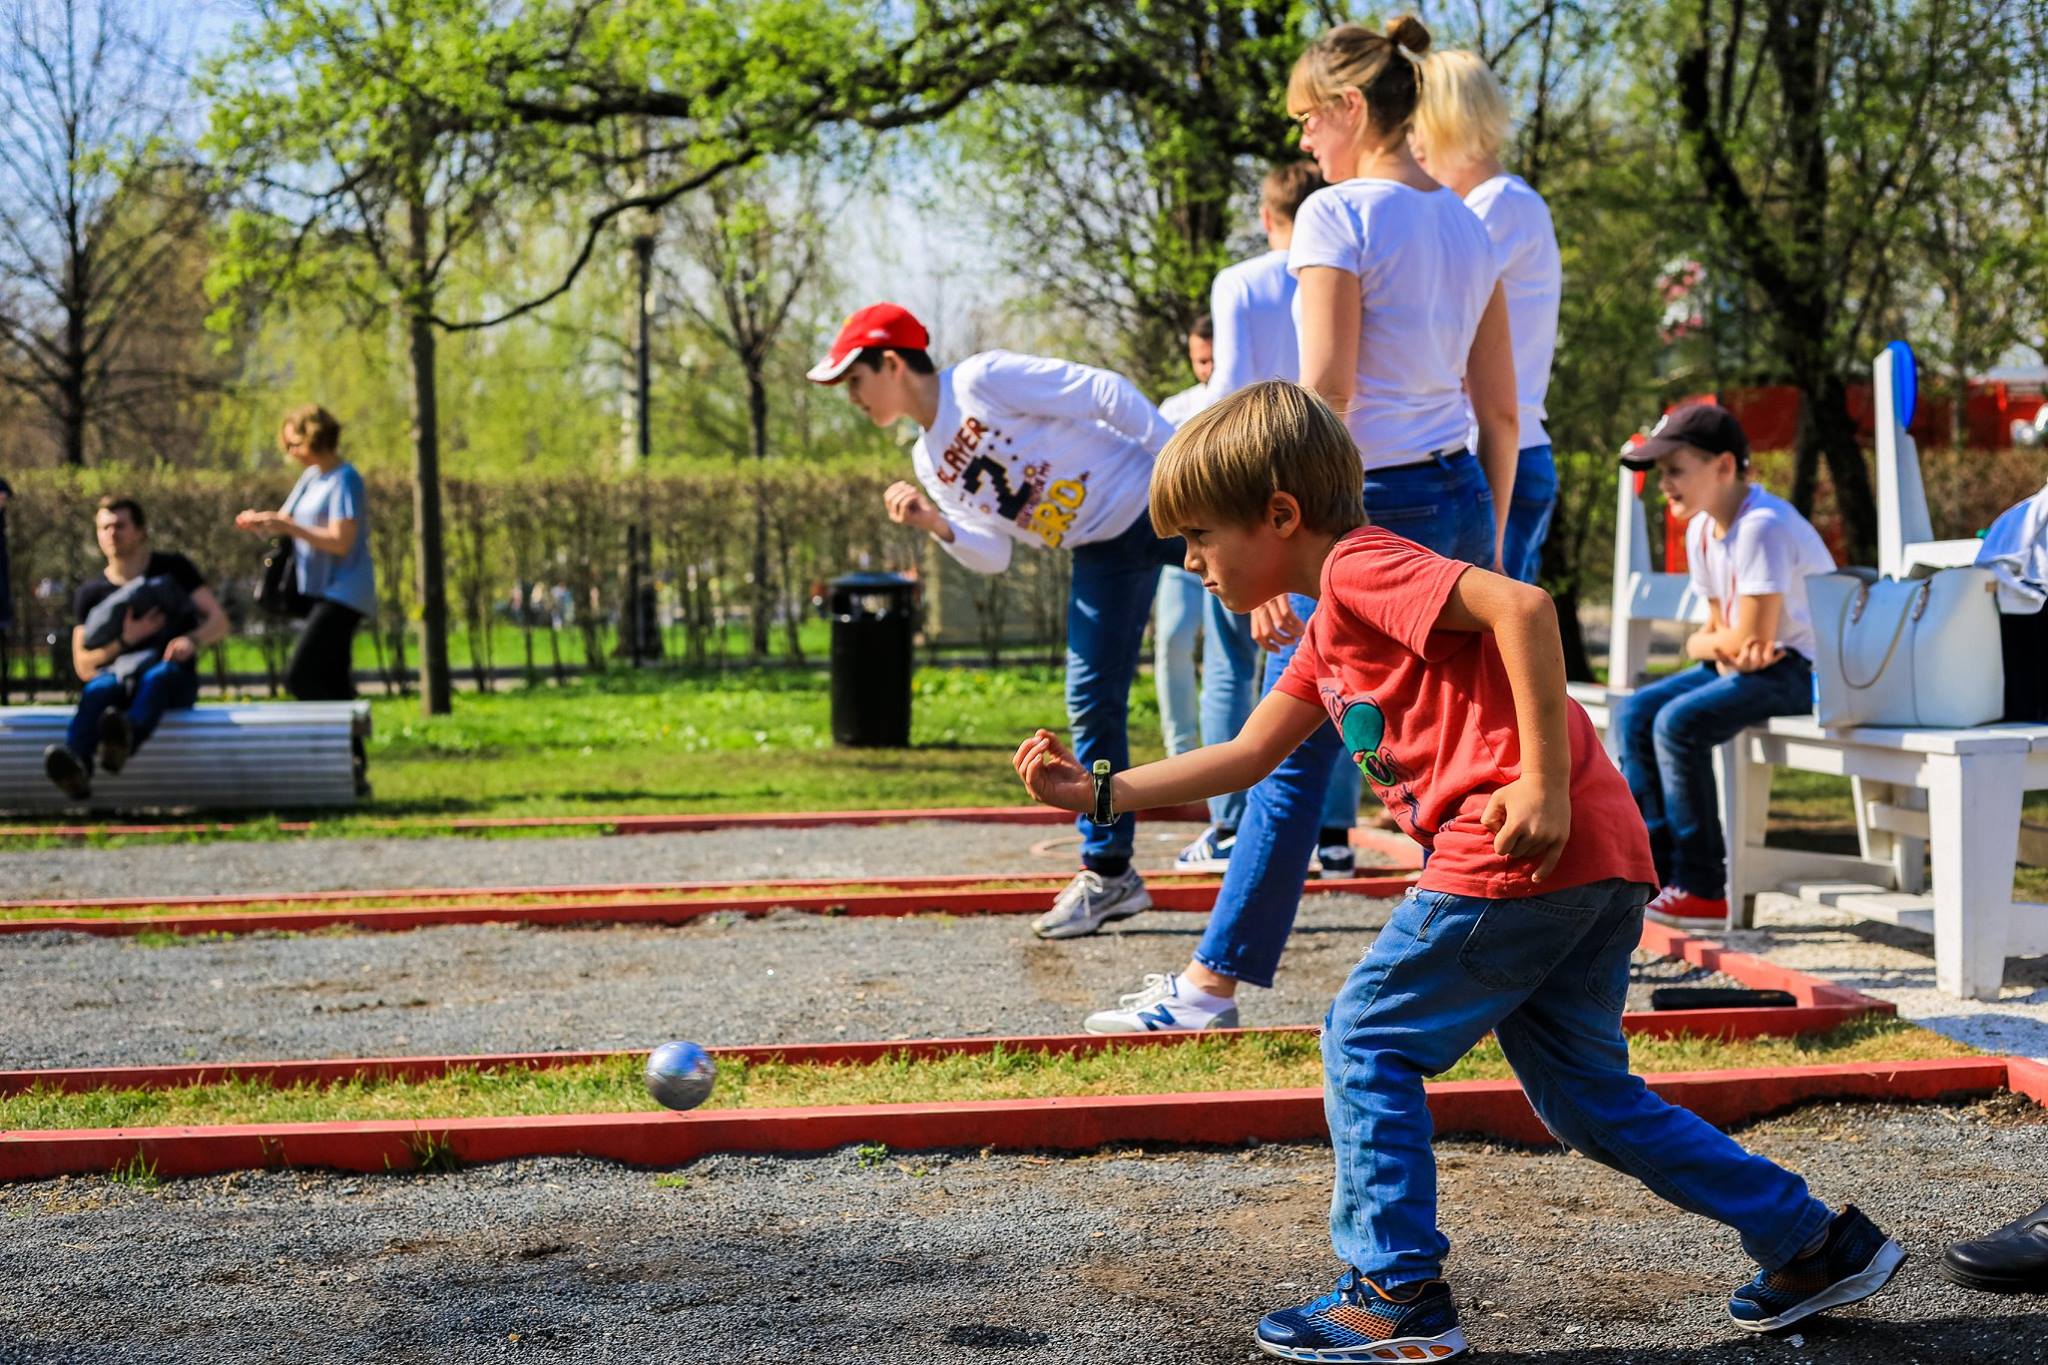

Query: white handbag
1807,568,2004,729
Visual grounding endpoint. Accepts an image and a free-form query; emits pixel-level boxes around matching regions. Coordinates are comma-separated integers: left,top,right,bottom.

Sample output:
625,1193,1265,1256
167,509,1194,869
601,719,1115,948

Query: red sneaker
1645,884,1729,928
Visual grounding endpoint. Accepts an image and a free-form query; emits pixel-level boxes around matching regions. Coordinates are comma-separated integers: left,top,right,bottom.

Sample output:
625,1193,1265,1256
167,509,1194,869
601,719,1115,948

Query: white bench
1573,347,2043,999
0,703,370,813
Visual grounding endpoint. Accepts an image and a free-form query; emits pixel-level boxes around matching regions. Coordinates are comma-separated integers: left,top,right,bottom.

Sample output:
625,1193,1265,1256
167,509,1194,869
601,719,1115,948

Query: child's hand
1012,728,1093,813
1481,777,1571,882
1727,637,1786,673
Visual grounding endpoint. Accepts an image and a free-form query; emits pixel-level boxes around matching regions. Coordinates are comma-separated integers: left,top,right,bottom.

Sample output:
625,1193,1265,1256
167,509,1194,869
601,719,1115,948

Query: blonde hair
1286,16,1432,144
1150,382,1364,537
279,403,342,457
1415,49,1512,162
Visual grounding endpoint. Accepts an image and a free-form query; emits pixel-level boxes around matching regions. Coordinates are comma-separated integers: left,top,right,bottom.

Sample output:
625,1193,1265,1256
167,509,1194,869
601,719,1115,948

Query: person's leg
287,601,362,701
1500,443,1557,585
1494,877,1901,1331
1152,568,1204,757
64,672,125,767
123,660,199,752
1198,591,1257,831
1612,664,1719,885
1653,656,1813,900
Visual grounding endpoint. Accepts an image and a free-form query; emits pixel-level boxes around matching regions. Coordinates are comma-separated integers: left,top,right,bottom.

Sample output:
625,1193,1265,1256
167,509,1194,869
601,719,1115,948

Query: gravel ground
0,821,1286,900
3,896,1739,1069
1735,895,2048,1061
3,1099,2044,1364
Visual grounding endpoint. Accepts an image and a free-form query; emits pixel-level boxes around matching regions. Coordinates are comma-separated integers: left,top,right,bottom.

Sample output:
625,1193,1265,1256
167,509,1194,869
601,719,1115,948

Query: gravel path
4,1098,2044,1363
3,897,1735,1069
1735,895,2048,1060
0,821,1266,901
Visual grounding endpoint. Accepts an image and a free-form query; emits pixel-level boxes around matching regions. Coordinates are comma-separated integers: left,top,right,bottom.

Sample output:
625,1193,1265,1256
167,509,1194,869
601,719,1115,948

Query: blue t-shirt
286,462,376,615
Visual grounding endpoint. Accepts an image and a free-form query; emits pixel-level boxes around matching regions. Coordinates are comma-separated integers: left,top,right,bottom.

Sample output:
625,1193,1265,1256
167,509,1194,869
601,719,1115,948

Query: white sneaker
1084,973,1240,1034
1174,824,1236,873
1031,868,1151,940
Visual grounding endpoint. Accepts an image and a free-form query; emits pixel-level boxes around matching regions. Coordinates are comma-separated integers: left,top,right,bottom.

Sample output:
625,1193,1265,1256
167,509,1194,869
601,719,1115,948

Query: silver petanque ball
645,1040,717,1111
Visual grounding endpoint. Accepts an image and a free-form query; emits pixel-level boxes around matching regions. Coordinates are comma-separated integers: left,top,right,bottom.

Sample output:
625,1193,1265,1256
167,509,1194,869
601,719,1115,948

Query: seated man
43,496,228,799
1612,405,1834,926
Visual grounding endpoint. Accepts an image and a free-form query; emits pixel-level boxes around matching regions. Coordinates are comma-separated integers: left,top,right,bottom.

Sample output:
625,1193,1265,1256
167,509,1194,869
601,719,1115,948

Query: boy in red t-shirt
1011,382,1902,1361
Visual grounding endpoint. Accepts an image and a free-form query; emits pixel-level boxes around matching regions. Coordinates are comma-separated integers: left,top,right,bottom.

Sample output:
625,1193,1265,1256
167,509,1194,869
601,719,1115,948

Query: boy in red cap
809,302,1183,941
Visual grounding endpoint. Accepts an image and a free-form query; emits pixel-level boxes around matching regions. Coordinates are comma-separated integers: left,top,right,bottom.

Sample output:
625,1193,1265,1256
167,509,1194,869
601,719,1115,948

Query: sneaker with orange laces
1644,884,1728,928
1255,1269,1466,1361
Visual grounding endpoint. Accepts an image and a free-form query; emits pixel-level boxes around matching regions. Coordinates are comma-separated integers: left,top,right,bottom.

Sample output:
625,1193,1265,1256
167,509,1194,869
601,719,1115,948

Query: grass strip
0,1017,1974,1133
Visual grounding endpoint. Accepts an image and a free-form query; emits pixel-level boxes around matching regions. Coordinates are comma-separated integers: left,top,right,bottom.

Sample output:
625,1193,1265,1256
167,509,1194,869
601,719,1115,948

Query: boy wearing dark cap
1612,403,1836,927
808,303,1183,942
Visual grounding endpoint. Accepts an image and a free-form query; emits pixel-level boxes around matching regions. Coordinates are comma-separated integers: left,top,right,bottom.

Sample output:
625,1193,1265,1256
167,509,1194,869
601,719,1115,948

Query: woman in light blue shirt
234,404,375,700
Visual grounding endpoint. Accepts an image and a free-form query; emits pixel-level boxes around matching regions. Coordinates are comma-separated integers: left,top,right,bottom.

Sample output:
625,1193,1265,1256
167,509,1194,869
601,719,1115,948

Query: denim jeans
1199,592,1258,829
1324,876,1830,1285
67,660,200,770
1193,453,1495,987
1068,510,1187,870
1614,656,1814,900
1500,444,1556,585
1153,568,1206,757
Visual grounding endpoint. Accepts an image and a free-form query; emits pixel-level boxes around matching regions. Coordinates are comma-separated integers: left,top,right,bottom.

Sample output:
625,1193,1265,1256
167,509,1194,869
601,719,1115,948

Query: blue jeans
1500,444,1556,585
1153,568,1205,757
1324,876,1830,1284
1068,511,1187,871
67,661,199,770
1193,453,1495,987
1614,656,1814,901
1200,592,1258,829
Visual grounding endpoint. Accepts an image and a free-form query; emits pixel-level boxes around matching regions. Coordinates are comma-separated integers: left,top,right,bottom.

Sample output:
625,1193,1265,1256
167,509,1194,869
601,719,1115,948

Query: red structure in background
1655,379,2045,573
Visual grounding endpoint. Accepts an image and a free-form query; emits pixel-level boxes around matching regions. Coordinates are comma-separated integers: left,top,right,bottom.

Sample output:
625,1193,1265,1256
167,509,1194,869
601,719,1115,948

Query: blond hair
1415,49,1511,162
1286,16,1432,144
279,403,342,457
1150,382,1364,537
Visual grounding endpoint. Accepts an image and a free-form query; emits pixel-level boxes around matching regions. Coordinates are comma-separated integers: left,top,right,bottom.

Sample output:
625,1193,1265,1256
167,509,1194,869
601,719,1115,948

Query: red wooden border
0,872,1419,939
0,1002,1882,1099
1639,921,1893,1013
0,803,1217,842
0,1057,2021,1182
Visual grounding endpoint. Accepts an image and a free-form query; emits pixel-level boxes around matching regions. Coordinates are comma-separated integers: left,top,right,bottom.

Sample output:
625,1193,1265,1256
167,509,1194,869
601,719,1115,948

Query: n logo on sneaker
1137,1003,1177,1031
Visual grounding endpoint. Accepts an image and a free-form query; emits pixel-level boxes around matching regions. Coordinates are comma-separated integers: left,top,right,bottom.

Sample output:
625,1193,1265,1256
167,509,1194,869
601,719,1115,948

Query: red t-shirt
1275,528,1656,899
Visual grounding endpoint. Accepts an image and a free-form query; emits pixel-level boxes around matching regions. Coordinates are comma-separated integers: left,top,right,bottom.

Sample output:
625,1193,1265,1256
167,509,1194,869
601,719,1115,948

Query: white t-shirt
1209,249,1298,396
1463,174,1560,450
1158,382,1212,427
911,350,1173,575
1287,179,1500,469
1686,485,1837,661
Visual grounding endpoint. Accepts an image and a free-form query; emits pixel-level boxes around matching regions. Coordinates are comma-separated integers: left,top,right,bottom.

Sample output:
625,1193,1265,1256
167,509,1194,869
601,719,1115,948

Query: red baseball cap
807,302,930,384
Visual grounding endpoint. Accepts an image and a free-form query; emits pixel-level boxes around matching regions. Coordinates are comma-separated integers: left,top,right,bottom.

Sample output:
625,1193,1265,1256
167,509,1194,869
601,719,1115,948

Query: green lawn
0,1016,1973,1132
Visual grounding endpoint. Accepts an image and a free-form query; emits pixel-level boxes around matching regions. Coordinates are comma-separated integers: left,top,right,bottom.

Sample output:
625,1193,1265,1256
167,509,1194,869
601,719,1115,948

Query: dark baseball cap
1619,403,1750,471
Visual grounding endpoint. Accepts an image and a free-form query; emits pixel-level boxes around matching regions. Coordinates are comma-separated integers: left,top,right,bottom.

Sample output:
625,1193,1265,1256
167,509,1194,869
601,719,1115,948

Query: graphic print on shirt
931,416,1091,547
1320,680,1425,832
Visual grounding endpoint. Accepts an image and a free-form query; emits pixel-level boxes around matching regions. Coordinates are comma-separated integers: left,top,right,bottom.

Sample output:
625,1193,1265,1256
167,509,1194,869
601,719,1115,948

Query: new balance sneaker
1083,972,1239,1034
1316,844,1358,879
1256,1270,1466,1362
1175,824,1236,873
1644,884,1728,928
1727,1205,1905,1333
1031,868,1151,940
42,744,91,800
97,709,134,775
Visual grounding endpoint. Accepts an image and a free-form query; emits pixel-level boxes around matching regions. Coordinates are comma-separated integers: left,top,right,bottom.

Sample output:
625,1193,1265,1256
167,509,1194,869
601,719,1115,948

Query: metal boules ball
645,1040,717,1112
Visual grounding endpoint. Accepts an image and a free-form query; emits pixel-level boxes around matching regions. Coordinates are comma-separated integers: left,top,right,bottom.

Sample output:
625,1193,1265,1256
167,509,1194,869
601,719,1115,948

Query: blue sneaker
1174,824,1235,873
1256,1270,1466,1361
1727,1205,1905,1333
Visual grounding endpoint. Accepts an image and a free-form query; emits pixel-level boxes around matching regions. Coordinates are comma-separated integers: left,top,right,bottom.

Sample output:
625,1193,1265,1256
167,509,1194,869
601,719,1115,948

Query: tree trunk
1793,372,1879,564
746,361,772,659
406,196,453,714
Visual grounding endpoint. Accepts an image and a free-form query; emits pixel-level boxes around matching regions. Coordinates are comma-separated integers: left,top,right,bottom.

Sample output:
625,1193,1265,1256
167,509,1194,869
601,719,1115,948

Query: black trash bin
828,572,917,747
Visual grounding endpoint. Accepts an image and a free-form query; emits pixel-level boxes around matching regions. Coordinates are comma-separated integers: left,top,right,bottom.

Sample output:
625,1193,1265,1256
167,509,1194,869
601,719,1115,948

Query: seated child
1010,382,1901,1361
1612,404,1836,926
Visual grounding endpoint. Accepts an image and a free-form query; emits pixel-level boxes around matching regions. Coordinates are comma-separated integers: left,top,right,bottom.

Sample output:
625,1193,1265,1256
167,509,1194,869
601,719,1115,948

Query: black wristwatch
1089,759,1115,826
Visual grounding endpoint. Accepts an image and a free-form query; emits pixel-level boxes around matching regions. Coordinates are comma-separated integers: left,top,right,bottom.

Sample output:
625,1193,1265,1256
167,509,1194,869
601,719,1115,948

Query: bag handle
1835,578,1930,691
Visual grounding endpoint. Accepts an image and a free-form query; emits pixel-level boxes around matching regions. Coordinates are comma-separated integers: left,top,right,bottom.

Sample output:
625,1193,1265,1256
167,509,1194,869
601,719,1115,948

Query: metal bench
0,702,370,813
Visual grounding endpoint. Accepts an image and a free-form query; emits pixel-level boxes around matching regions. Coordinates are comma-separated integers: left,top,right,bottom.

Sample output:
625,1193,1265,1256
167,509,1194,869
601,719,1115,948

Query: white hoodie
911,350,1173,574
